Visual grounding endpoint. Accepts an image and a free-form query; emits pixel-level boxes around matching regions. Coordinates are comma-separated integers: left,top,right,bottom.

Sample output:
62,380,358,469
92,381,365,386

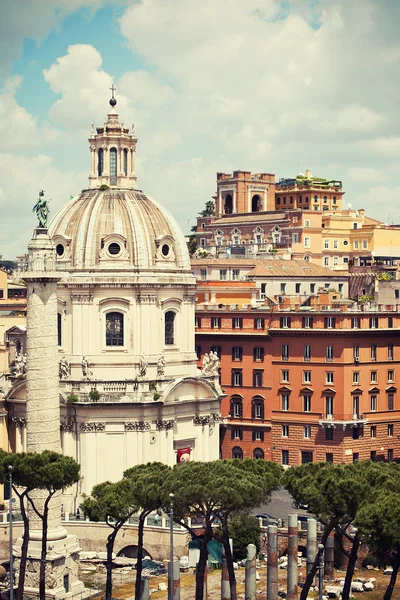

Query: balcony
319,413,368,430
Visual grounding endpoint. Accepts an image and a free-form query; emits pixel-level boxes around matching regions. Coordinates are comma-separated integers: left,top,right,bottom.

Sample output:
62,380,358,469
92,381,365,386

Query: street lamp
318,543,324,600
8,465,13,600
168,493,174,600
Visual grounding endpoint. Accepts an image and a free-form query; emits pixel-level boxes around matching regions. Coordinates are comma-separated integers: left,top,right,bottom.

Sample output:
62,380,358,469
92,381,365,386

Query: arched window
252,396,264,420
232,447,243,459
252,194,262,212
98,148,104,176
165,311,175,345
224,194,233,214
230,395,243,418
106,312,124,346
123,149,128,176
110,148,117,185
253,448,264,459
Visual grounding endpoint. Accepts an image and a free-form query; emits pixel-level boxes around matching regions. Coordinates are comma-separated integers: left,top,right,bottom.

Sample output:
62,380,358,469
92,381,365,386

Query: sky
0,0,399,259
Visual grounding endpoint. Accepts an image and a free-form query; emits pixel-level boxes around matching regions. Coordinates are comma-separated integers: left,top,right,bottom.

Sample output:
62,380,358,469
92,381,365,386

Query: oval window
343,240,349,246
56,244,64,257
108,242,121,256
161,244,170,257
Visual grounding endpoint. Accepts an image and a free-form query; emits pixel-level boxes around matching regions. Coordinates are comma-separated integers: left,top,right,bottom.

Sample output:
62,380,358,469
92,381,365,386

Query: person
76,508,80,520
32,190,50,228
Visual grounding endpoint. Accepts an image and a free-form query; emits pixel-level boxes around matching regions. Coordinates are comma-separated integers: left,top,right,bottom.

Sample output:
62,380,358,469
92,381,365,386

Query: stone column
287,514,298,600
172,561,180,600
140,577,149,600
267,525,278,600
19,228,84,597
221,550,230,600
324,532,335,579
306,518,317,575
245,543,257,600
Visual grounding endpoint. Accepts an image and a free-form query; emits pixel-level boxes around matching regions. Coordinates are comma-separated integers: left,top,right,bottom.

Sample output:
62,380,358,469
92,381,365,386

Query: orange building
195,285,400,465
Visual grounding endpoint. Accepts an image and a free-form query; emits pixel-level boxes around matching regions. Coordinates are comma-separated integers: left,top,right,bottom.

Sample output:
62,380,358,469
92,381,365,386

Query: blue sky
1,0,400,258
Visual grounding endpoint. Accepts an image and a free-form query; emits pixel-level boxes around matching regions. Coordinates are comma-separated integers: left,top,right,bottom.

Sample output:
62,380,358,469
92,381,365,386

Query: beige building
5,95,222,513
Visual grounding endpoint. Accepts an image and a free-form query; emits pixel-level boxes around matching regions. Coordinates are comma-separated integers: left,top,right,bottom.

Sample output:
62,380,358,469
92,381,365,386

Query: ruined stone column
267,525,278,600
172,561,180,600
306,518,317,575
324,532,335,579
221,550,230,600
140,576,149,600
245,543,257,600
287,513,298,600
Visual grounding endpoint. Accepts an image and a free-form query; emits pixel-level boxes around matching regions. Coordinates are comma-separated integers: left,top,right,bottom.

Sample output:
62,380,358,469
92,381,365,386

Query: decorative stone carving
156,419,175,431
70,293,93,304
125,421,150,431
59,356,69,379
157,355,166,377
12,416,26,428
193,415,210,426
60,419,74,432
14,352,27,376
80,422,106,432
211,413,221,422
201,351,220,376
138,294,157,304
139,356,148,377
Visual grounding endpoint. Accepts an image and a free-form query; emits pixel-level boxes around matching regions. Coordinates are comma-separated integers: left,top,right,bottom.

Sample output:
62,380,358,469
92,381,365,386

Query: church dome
49,188,190,271
48,92,190,272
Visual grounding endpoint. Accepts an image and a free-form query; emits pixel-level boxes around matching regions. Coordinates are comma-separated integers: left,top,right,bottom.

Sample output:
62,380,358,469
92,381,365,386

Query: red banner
177,447,191,463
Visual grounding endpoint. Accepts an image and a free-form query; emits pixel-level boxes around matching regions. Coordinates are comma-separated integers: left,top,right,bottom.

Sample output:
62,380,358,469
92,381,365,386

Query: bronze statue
32,190,50,228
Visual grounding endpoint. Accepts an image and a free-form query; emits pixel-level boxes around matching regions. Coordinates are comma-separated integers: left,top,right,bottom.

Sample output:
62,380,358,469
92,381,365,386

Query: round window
343,240,349,246
56,244,64,257
161,244,170,257
108,242,121,256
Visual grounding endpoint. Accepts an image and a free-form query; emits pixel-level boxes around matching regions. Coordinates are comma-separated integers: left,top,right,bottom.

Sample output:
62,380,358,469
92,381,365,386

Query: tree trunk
221,525,237,600
195,536,210,600
16,490,29,600
341,534,360,600
300,525,333,600
105,530,117,600
39,497,51,600
384,550,400,600
135,513,147,600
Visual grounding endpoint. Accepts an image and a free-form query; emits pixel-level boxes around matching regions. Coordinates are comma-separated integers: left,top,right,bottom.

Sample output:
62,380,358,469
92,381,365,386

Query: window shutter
332,318,336,329
253,347,257,361
239,347,243,361
260,431,264,442
260,402,264,420
280,317,284,328
231,429,235,440
252,431,256,442
239,430,243,440
232,347,236,360
251,403,255,419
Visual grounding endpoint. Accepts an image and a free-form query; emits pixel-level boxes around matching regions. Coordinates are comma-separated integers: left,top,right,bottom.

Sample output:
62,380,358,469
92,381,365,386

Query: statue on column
157,355,166,377
59,356,70,379
32,190,50,228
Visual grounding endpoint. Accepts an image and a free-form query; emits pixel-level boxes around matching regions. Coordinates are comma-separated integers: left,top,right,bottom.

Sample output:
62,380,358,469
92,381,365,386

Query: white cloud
356,185,400,225
0,76,38,150
348,167,385,183
0,0,113,76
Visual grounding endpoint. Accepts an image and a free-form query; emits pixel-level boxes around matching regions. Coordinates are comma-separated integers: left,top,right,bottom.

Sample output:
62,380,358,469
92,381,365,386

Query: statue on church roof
32,190,50,228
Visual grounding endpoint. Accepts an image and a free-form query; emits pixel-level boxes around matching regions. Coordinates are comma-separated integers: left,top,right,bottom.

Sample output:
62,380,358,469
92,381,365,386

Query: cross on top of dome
109,84,117,107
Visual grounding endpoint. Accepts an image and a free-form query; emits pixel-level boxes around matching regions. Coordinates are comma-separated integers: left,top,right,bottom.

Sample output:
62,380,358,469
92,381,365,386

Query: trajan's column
15,192,84,598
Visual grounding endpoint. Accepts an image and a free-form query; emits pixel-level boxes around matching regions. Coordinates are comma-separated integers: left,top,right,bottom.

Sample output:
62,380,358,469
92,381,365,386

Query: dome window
108,242,121,256
56,244,65,257
161,244,170,257
123,149,128,176
110,148,117,185
98,148,104,176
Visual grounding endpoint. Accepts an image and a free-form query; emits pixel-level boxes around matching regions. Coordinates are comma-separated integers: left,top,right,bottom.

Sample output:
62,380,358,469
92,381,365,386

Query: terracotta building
195,276,400,466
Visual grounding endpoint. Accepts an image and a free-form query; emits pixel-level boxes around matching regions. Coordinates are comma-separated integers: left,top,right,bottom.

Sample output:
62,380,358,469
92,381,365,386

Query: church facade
5,94,222,513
